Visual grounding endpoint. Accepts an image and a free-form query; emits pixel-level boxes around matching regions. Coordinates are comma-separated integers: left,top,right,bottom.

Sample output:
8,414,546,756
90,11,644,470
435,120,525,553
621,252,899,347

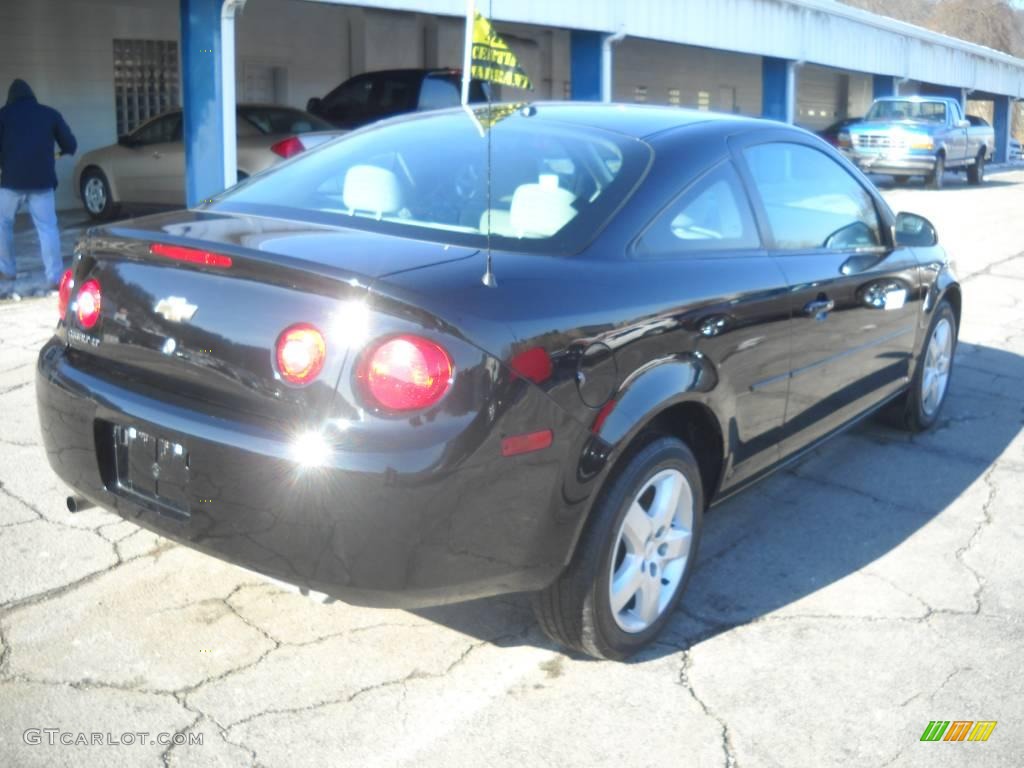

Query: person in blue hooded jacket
0,79,77,287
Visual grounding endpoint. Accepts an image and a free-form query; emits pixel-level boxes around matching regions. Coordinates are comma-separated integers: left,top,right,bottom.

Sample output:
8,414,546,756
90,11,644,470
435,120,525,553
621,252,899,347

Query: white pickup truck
841,96,994,189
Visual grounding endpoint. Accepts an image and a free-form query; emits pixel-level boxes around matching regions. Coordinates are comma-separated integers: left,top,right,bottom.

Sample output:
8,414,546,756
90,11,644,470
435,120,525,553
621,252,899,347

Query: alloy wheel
921,317,953,416
609,468,694,633
84,177,107,214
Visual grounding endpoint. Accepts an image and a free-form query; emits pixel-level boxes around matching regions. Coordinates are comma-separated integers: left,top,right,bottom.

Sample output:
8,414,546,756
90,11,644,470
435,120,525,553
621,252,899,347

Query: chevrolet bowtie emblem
154,296,199,323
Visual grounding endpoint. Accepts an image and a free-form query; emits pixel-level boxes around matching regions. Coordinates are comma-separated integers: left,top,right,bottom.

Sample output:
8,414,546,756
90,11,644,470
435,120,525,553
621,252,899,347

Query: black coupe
37,103,959,659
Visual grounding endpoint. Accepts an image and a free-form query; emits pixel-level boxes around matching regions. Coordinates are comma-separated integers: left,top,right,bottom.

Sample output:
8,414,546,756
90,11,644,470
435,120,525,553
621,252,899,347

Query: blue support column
872,74,897,99
570,30,602,102
993,95,1012,164
181,0,226,208
762,57,792,122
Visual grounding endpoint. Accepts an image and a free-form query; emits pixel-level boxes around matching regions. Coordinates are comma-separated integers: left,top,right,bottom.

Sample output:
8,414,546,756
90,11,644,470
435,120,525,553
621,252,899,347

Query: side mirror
894,212,938,248
957,119,970,129
306,97,323,115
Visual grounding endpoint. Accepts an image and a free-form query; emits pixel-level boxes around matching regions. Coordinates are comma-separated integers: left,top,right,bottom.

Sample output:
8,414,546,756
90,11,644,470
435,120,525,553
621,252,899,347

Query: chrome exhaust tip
66,495,94,514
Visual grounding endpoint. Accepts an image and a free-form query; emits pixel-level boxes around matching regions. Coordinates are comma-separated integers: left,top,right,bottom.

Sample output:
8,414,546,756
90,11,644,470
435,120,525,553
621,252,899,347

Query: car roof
456,101,766,140
874,95,957,103
346,68,464,79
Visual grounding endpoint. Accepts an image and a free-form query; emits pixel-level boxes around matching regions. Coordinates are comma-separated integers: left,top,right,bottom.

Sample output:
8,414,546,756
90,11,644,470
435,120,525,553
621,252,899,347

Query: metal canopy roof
303,0,1024,97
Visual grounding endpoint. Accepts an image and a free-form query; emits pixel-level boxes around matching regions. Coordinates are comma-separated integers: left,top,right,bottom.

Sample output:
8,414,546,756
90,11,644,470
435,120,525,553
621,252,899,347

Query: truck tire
927,154,945,190
967,150,985,185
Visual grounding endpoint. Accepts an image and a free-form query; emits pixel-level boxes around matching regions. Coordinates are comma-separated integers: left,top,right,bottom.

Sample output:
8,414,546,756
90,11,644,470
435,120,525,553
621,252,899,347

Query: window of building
668,88,681,106
634,85,648,103
113,39,180,137
697,91,711,111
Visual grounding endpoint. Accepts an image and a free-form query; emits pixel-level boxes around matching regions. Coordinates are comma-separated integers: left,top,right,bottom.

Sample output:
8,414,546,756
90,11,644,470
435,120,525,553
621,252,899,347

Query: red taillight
270,136,305,159
150,243,233,268
76,279,102,329
357,335,453,412
275,324,326,385
58,268,74,319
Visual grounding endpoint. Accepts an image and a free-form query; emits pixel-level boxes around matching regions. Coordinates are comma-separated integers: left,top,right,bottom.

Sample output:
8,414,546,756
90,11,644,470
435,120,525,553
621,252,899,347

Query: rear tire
533,436,703,660
967,151,985,185
80,168,119,221
895,300,958,432
927,154,945,190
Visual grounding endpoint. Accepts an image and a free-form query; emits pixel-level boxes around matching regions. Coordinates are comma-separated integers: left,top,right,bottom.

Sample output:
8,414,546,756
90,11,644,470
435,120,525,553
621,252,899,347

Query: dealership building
3,0,1024,209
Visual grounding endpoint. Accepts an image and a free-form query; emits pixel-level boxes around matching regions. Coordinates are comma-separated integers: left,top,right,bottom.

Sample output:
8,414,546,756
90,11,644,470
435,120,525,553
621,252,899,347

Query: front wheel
927,155,945,190
897,300,958,432
967,151,985,185
533,436,703,660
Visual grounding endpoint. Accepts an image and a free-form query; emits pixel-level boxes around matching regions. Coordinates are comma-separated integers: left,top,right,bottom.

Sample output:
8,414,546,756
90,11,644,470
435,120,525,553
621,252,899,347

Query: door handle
803,297,835,318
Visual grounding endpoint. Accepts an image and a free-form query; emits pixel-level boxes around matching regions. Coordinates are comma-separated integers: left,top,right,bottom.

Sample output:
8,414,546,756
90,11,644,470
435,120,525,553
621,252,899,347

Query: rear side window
239,107,333,134
743,142,882,251
418,76,461,110
636,162,760,258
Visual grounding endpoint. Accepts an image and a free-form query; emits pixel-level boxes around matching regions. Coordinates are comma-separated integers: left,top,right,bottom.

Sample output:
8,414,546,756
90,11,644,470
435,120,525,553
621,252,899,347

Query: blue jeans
0,188,63,284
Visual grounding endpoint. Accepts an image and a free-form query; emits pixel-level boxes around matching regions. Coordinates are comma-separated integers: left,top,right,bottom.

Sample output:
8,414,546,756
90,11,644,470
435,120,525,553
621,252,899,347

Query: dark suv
306,68,490,129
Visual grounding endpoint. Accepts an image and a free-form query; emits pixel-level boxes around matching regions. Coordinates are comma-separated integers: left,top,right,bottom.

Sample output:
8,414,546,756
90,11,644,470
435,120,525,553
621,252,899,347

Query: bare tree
839,0,1024,56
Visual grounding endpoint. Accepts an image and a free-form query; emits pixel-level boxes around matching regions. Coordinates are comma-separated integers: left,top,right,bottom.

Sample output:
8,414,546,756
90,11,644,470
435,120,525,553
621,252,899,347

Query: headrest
342,165,402,217
479,209,514,237
509,175,577,238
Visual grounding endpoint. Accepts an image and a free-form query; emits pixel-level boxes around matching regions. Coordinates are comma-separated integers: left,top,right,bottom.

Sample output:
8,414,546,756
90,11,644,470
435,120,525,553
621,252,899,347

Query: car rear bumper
36,339,582,607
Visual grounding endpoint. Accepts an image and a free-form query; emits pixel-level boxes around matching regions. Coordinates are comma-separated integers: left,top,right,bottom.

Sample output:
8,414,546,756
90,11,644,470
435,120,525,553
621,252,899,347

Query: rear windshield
213,107,651,255
239,107,333,134
866,100,946,123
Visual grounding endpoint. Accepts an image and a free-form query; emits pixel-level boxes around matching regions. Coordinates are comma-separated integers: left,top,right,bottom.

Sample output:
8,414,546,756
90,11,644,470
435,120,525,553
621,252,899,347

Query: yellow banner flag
470,12,533,90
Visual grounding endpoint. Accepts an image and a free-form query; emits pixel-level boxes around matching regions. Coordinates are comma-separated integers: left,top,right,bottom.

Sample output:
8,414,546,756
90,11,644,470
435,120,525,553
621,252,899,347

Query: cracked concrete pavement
1,172,1023,767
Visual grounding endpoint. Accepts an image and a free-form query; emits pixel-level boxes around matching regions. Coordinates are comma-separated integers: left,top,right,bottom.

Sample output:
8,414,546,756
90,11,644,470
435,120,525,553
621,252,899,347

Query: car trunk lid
64,210,477,425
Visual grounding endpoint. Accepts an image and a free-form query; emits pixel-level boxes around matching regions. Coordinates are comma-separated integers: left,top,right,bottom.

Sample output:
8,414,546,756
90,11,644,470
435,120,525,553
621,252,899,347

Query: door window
132,113,181,145
371,75,417,113
322,76,373,112
743,143,882,251
636,162,760,257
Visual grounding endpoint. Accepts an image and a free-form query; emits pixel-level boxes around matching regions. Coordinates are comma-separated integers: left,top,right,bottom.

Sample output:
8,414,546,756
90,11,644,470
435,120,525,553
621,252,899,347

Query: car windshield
866,100,946,123
238,107,333,134
213,107,651,254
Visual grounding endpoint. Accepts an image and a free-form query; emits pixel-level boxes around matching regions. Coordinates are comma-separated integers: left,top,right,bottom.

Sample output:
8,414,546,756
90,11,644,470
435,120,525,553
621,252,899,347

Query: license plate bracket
113,425,190,518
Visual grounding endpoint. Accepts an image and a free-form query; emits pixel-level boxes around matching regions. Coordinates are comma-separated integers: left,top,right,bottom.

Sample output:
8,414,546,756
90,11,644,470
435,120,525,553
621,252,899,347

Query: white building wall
613,39,762,115
0,0,179,209
235,1,350,108
326,0,1024,97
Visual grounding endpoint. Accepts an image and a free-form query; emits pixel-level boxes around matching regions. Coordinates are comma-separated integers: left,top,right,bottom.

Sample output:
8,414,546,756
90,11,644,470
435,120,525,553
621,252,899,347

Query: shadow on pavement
413,341,1023,661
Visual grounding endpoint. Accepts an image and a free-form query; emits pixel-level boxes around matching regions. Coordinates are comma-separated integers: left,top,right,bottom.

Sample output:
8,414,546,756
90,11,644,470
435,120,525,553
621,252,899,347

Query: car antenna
481,74,497,287
481,112,497,287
